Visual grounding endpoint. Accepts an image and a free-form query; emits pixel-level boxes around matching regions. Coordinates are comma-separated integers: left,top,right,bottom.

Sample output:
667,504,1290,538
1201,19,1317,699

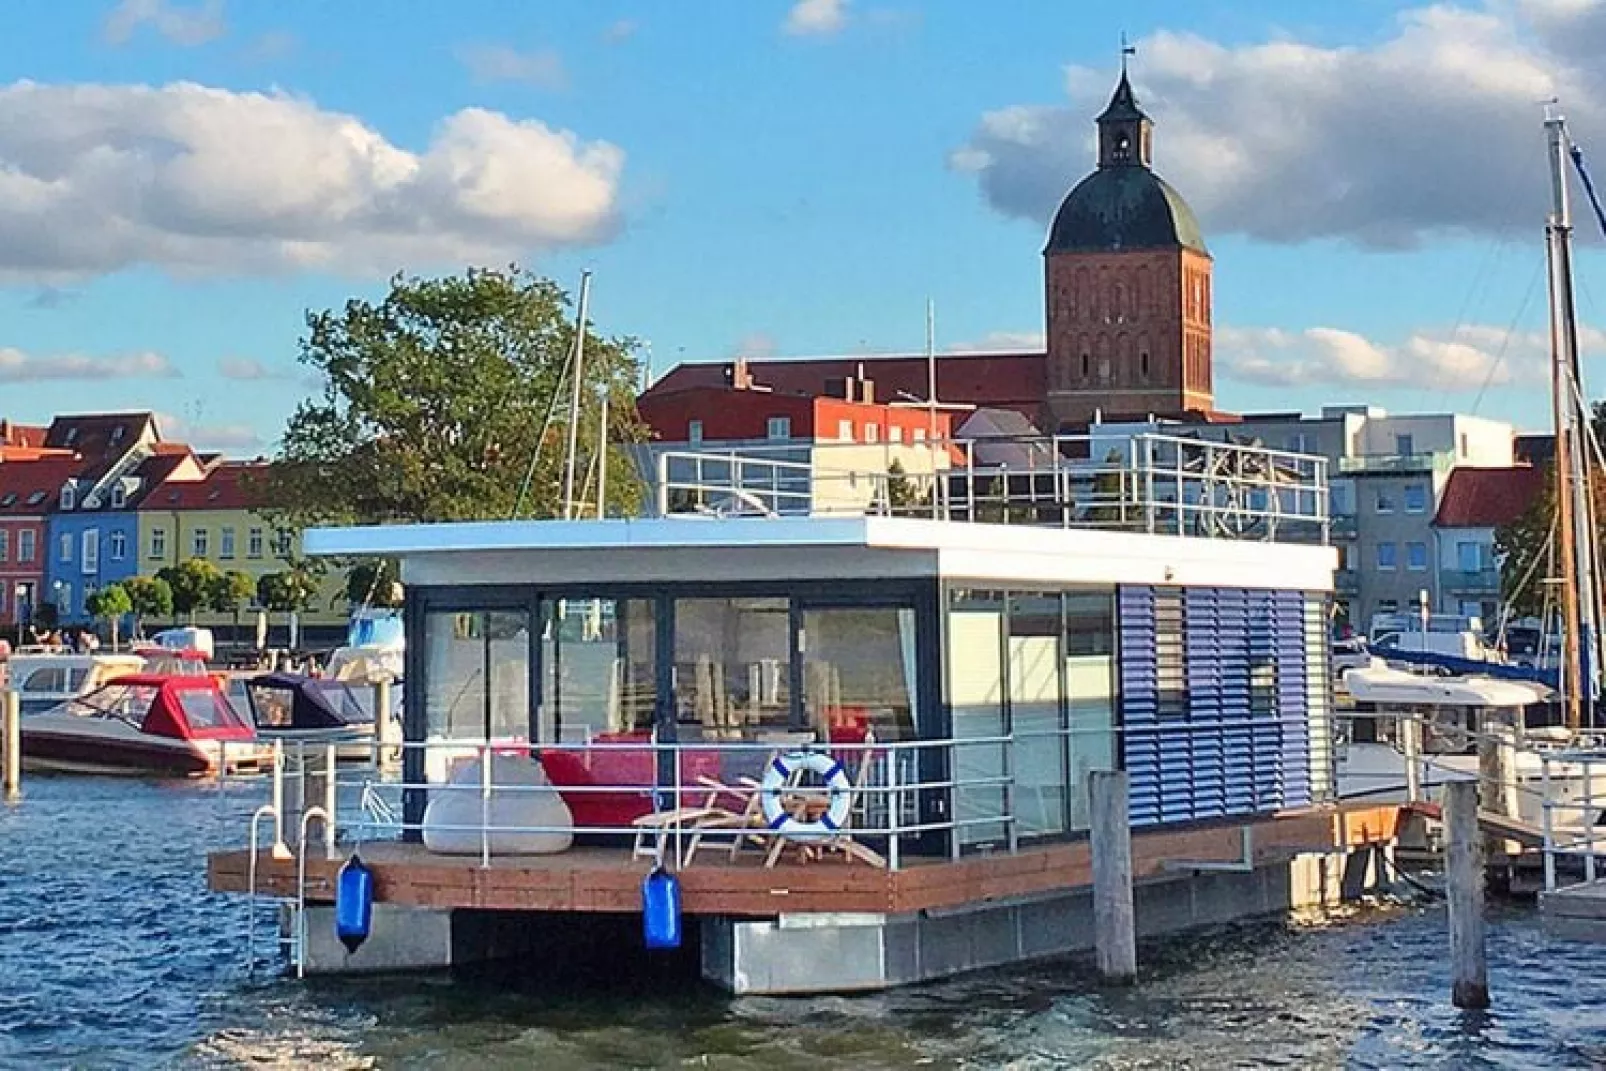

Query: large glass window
1063,592,1116,830
800,606,918,743
544,597,656,744
1008,593,1065,838
673,597,791,740
948,588,1008,849
422,609,531,744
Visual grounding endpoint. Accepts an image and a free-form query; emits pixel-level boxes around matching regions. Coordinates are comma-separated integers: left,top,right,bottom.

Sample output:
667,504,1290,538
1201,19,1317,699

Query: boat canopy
244,673,376,733
1342,664,1553,709
68,674,256,741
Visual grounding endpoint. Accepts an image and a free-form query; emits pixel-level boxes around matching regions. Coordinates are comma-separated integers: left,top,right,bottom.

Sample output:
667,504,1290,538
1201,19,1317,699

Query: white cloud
0,347,178,381
731,332,779,359
785,0,849,36
217,356,290,381
1217,322,1606,390
103,0,225,47
156,411,263,452
950,2,1606,247
456,44,568,90
945,330,1045,353
0,81,625,281
602,19,639,44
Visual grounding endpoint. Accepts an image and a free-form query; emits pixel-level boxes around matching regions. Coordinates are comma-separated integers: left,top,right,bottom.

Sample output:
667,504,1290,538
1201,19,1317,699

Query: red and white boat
21,674,271,777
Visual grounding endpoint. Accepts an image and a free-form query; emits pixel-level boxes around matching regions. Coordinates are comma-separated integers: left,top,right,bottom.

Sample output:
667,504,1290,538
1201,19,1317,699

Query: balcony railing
1440,567,1500,593
1330,514,1358,540
645,433,1329,545
1335,569,1361,594
1337,451,1452,475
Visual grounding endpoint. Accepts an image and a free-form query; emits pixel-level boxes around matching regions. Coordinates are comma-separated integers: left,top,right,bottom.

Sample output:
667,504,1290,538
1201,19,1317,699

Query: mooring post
2,688,20,803
1089,769,1137,983
1444,780,1490,1009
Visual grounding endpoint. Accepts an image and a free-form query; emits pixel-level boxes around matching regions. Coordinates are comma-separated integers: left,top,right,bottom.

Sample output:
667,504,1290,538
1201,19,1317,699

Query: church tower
1042,66,1214,429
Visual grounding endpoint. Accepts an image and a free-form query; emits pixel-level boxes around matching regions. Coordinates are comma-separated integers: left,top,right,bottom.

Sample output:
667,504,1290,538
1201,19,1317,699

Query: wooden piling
1089,769,1137,983
1444,780,1490,1009
3,688,20,802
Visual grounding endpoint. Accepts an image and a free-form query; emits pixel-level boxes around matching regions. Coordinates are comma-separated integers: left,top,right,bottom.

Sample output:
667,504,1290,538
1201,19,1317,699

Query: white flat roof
306,516,1337,593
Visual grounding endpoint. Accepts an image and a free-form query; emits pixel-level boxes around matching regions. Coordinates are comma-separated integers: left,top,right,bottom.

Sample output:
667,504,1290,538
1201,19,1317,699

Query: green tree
1494,463,1606,621
85,583,133,651
156,558,224,623
258,568,321,650
121,576,174,638
266,267,648,527
209,570,257,644
882,460,931,518
345,558,404,609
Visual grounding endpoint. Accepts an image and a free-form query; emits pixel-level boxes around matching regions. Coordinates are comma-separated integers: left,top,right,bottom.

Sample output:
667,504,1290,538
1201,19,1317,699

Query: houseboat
208,434,1406,994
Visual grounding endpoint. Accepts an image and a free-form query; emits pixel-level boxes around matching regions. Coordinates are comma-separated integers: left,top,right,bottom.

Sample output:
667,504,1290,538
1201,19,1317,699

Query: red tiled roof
644,352,1048,419
0,420,48,448
1434,466,1547,528
152,462,269,511
43,412,157,459
0,457,81,514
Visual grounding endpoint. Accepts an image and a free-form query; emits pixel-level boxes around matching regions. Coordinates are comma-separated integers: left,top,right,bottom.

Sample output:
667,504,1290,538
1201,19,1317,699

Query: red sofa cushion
539,739,725,829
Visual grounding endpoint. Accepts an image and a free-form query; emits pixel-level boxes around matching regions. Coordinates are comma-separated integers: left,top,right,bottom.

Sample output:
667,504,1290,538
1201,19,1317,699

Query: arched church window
1080,352,1090,379
1140,351,1150,381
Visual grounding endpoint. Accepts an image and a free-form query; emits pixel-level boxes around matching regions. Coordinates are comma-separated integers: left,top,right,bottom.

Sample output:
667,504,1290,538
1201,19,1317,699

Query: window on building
766,416,792,441
109,484,126,509
150,528,166,560
1377,542,1398,570
192,529,209,558
1080,353,1090,378
1457,541,1482,573
912,428,927,442
838,419,854,442
1395,433,1414,456
1139,351,1150,380
1403,483,1427,513
60,533,73,563
57,581,72,617
248,528,264,558
1375,489,1395,514
108,531,126,562
18,530,35,563
59,484,75,511
687,419,704,444
220,527,236,559
0,530,7,562
889,426,903,443
1378,599,1399,614
865,423,879,443
1406,542,1428,571
81,530,99,574
274,529,293,558
1330,479,1356,516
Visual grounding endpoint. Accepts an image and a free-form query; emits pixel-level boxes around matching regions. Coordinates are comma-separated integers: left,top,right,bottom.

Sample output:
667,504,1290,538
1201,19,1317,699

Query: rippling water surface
3,776,1606,1070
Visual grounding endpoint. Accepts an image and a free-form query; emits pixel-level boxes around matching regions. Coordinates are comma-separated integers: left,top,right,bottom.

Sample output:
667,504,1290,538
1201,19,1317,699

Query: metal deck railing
644,433,1329,544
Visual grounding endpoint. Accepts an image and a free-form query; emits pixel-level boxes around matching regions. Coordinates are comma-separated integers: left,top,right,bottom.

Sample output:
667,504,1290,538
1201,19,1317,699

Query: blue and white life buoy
759,750,855,843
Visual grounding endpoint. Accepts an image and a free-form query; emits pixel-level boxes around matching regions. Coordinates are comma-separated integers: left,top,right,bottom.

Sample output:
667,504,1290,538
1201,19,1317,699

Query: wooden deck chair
681,775,768,865
630,777,732,861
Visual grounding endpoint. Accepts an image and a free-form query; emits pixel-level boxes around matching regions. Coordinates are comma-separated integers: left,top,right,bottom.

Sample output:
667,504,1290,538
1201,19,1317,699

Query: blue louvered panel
1274,591,1313,808
1117,586,1163,827
1245,589,1282,810
1187,588,1227,819
1153,589,1194,824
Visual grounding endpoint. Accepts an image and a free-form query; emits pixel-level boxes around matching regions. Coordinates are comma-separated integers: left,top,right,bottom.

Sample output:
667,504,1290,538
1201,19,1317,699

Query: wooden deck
210,803,1401,917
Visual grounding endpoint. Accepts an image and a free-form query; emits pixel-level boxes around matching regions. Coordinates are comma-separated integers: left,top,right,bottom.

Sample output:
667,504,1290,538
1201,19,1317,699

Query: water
3,777,1606,1070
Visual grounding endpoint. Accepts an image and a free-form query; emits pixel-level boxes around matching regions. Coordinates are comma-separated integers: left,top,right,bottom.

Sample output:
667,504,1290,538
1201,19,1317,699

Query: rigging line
1470,254,1545,415
511,318,583,520
1420,230,1510,416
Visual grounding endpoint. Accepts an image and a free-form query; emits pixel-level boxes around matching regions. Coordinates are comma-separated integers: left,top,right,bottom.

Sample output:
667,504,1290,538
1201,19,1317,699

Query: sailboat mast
561,270,594,521
1545,107,1594,728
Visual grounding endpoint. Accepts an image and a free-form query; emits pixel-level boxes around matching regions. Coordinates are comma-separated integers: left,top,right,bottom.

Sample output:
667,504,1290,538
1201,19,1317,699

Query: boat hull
21,718,270,778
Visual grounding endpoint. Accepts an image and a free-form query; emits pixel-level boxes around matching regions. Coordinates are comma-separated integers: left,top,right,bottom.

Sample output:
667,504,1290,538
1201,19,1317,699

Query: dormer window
109,425,125,445
110,484,127,509
59,483,75,511
63,428,78,446
0,493,14,508
25,491,44,507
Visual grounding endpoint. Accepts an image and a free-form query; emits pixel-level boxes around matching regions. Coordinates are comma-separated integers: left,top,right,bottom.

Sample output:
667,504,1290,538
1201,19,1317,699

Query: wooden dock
209,803,1402,917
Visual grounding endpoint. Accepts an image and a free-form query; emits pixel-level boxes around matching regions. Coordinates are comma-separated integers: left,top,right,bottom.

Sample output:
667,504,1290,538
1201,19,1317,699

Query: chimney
859,378,875,405
722,357,754,390
824,376,854,401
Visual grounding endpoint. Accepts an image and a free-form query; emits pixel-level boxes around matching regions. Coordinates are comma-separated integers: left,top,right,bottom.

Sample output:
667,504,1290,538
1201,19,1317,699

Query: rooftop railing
644,433,1329,545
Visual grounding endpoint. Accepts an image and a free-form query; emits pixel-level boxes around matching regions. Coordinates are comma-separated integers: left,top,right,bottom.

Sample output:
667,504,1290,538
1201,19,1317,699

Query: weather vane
1121,32,1136,73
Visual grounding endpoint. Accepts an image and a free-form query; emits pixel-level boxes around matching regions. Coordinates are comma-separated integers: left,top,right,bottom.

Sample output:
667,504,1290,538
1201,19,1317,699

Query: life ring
759,750,854,843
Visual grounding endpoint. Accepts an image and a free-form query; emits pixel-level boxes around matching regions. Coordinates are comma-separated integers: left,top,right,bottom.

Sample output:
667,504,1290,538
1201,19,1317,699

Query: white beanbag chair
422,754,574,855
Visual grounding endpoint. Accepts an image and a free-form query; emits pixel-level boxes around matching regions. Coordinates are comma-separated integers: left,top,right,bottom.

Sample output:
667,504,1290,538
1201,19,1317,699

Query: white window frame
150,528,167,561
687,420,704,444
1377,542,1397,571
18,530,35,563
109,484,127,509
766,416,791,441
220,526,236,560
0,529,7,563
59,484,75,511
248,527,264,559
60,532,73,563
1403,483,1427,514
192,528,209,558
1406,541,1428,571
109,530,126,562
81,529,99,575
838,419,854,442
1375,490,1395,515
865,423,879,444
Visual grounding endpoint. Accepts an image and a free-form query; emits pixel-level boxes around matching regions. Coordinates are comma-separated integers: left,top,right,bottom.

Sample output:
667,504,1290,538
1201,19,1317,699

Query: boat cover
1342,664,1553,709
244,673,376,732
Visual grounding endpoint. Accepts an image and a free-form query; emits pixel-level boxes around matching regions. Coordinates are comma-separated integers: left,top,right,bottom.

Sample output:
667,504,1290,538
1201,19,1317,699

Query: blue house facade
45,508,142,624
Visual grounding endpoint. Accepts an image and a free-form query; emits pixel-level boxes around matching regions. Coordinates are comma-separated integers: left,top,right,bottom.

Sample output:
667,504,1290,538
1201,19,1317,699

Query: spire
1096,49,1153,168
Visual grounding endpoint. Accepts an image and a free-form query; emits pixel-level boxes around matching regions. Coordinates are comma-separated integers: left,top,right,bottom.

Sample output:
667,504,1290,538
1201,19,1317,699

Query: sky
2,0,1606,453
